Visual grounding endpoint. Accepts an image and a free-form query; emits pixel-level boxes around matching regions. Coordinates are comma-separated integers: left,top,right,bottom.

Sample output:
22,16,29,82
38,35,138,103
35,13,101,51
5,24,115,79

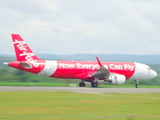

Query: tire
91,82,98,88
79,82,85,87
135,84,140,88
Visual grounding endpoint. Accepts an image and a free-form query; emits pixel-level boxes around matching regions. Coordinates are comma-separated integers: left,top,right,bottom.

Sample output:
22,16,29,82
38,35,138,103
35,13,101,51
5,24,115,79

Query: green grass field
0,92,160,120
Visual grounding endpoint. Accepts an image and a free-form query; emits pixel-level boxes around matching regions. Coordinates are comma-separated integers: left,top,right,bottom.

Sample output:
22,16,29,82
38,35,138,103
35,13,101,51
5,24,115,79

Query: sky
0,0,160,55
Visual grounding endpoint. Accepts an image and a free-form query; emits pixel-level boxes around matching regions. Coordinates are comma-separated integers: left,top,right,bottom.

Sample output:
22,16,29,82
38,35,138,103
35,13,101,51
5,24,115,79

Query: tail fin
11,34,40,62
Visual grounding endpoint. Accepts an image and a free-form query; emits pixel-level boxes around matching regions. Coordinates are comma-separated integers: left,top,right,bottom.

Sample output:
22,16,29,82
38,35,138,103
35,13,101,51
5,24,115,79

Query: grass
0,82,160,88
0,92,160,120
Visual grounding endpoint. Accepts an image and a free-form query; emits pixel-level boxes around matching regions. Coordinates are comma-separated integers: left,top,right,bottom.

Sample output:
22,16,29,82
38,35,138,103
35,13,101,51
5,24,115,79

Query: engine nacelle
106,74,126,85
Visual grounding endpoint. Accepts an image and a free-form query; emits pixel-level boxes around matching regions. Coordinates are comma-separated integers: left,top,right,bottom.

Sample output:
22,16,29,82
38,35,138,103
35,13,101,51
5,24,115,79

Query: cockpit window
147,68,151,70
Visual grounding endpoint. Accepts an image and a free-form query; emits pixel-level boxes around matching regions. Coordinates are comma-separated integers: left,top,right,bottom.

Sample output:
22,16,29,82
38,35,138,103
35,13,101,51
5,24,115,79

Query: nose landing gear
135,80,140,88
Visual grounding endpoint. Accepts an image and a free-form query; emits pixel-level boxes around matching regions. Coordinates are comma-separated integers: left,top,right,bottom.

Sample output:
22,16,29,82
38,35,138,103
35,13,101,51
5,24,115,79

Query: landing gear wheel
91,82,98,88
79,82,85,87
135,84,140,88
135,80,140,88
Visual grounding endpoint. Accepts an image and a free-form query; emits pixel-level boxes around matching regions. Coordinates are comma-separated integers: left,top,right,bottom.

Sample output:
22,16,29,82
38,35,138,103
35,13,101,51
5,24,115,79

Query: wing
89,57,110,79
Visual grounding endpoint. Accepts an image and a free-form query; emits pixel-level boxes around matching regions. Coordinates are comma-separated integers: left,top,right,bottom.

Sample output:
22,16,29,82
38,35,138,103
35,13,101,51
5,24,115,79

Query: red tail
11,34,40,62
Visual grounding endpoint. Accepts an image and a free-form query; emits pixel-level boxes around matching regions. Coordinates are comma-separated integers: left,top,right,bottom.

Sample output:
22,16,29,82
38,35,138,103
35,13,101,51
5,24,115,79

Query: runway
0,86,160,93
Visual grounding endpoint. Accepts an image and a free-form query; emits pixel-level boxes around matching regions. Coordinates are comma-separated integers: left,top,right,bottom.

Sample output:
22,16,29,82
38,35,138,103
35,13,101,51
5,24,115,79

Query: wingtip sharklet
96,57,103,67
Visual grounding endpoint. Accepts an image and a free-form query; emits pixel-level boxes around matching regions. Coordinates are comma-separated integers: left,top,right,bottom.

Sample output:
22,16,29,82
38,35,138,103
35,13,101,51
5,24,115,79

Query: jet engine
105,74,126,85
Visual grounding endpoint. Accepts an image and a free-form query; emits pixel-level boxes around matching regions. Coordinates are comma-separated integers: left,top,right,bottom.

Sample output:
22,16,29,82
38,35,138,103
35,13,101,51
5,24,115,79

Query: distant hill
1,54,160,64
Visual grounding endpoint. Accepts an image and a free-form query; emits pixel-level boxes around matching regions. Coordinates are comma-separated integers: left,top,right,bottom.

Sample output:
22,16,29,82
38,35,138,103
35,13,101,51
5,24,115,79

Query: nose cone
152,70,157,78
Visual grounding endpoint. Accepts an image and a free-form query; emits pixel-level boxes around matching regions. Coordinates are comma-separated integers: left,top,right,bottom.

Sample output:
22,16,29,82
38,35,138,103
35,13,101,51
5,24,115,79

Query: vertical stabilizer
11,34,40,62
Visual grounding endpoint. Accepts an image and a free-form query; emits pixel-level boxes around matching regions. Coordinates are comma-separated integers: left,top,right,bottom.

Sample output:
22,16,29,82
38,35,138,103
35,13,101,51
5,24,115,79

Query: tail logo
13,39,39,67
13,40,27,51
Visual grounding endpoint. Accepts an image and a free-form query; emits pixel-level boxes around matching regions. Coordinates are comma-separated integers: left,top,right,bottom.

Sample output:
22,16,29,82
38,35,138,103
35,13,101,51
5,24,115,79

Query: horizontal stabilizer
19,62,32,69
3,62,8,65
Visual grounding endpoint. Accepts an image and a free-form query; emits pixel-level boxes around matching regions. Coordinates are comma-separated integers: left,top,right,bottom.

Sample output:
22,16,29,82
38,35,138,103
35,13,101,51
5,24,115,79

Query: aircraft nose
152,70,157,78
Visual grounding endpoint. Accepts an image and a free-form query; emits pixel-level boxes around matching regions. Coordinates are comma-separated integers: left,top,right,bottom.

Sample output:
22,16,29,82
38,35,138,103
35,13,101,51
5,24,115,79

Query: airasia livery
5,34,157,88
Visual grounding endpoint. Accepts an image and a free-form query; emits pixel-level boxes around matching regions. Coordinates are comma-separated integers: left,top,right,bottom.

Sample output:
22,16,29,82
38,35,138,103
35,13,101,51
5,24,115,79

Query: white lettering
57,63,134,71
110,64,115,69
124,64,135,71
82,64,89,69
13,39,39,67
104,65,108,69
76,63,81,69
109,64,123,70
114,65,123,69
59,63,65,68
13,40,27,51
59,63,75,68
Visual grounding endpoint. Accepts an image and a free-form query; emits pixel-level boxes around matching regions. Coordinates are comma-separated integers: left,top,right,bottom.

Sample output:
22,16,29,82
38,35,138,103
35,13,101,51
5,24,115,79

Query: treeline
0,67,80,83
0,67,160,85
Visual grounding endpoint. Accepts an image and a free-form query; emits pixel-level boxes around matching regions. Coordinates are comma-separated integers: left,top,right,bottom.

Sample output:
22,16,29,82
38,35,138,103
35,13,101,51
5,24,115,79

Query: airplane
4,34,157,88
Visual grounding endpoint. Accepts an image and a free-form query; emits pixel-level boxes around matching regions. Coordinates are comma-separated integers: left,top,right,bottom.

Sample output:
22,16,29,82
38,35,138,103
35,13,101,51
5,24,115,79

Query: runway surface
0,86,160,93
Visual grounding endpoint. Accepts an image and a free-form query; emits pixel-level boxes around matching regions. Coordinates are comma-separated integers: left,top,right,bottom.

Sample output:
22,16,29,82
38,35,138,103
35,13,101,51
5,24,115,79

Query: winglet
96,57,103,67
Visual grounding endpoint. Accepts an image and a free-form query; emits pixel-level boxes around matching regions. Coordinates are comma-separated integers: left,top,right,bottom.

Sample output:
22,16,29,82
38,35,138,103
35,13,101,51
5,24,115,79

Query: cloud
0,0,160,55
5,0,58,14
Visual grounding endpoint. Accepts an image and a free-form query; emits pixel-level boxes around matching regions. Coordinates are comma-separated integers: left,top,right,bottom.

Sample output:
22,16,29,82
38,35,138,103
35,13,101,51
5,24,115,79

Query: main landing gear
91,82,98,87
79,81,98,88
135,80,140,88
79,77,99,88
79,81,85,87
91,76,99,88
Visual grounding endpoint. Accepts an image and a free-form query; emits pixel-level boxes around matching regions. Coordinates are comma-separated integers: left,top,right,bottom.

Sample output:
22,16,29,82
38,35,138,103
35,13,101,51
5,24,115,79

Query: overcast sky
0,0,160,55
